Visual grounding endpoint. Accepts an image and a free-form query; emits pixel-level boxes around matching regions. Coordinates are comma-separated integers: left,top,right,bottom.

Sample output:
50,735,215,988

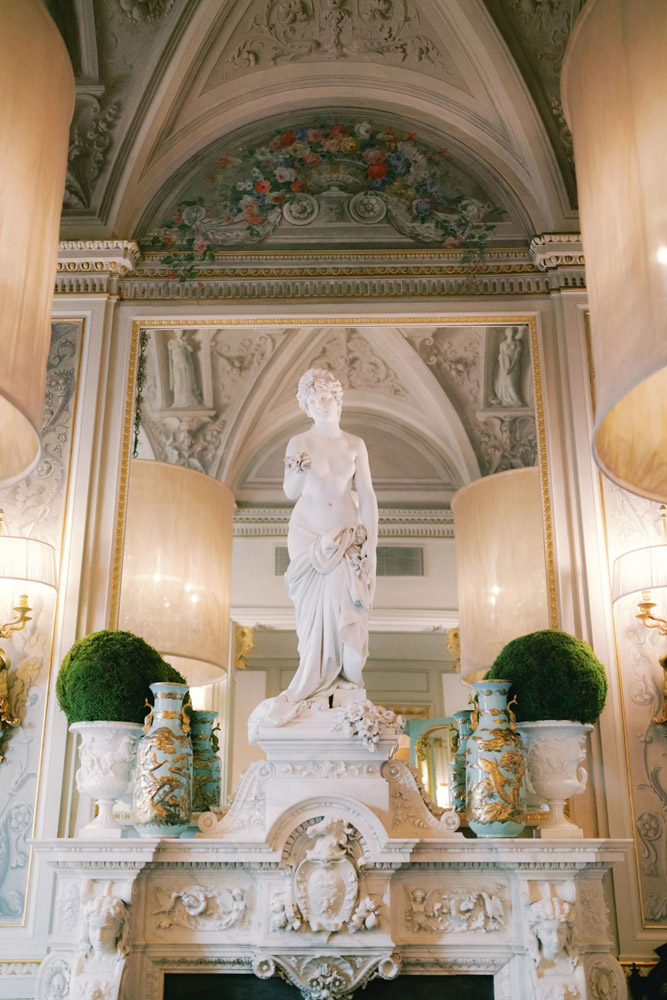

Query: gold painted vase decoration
449,709,473,814
191,709,221,814
466,680,526,837
131,682,192,837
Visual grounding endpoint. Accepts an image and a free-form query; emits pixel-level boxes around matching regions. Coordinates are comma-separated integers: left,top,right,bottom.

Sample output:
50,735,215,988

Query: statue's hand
285,451,312,473
360,540,377,578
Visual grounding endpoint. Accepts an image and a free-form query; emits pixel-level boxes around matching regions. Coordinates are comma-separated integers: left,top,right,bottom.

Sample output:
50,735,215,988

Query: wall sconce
451,468,551,680
612,506,667,724
233,624,254,671
119,460,235,685
0,511,57,754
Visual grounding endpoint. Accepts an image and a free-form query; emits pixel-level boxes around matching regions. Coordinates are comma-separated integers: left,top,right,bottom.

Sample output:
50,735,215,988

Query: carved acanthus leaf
222,0,450,81
310,330,407,398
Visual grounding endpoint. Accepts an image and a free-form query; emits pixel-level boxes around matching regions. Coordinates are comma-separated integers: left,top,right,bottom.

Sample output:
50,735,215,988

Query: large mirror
112,317,554,798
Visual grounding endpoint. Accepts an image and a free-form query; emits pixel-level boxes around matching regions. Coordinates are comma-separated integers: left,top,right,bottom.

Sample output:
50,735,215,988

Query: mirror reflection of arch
119,313,552,793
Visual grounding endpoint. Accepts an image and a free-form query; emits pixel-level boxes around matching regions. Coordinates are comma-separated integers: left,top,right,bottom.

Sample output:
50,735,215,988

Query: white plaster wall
231,536,458,615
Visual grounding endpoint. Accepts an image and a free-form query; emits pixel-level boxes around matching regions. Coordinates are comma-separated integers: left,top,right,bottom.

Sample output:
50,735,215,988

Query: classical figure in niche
249,368,378,737
167,329,203,408
492,326,525,407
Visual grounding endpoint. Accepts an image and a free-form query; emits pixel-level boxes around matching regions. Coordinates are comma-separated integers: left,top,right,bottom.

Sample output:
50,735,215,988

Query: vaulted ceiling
49,0,584,249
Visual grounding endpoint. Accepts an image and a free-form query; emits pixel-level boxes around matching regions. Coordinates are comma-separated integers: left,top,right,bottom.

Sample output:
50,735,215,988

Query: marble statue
492,326,525,407
168,329,203,408
249,368,378,738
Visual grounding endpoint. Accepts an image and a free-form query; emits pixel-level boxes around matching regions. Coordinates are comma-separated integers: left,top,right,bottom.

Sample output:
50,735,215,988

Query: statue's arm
355,438,378,554
283,435,309,500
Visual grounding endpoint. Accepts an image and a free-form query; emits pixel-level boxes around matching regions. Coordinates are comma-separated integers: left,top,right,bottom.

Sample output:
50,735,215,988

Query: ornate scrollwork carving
152,885,246,931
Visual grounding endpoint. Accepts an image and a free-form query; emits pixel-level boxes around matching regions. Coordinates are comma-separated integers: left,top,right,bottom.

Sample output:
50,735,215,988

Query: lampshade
562,0,667,501
611,545,667,604
0,536,57,592
118,460,235,685
450,467,550,679
0,1,74,488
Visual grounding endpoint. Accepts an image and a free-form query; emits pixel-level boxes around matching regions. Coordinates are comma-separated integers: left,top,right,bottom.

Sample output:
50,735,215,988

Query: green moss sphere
56,630,187,725
487,629,608,724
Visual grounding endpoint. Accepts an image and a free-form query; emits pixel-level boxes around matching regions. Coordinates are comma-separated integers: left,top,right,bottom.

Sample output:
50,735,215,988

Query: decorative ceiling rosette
146,118,505,279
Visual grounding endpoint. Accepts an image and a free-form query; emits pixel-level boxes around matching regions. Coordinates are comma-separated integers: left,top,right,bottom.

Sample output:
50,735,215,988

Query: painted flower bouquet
150,119,503,279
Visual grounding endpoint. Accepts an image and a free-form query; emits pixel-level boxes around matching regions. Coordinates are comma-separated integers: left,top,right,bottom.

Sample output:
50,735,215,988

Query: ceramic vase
70,721,143,839
517,720,593,839
449,709,473,813
191,710,221,814
466,680,526,837
131,682,192,837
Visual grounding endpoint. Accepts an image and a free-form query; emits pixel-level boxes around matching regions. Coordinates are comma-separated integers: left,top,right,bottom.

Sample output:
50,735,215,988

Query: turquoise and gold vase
449,709,473,813
466,680,526,838
132,682,192,837
191,710,221,813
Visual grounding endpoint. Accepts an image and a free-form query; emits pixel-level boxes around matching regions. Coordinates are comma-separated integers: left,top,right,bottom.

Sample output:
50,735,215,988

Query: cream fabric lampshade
562,0,667,501
119,460,235,685
450,467,550,680
0,536,57,593
611,545,667,606
0,1,75,487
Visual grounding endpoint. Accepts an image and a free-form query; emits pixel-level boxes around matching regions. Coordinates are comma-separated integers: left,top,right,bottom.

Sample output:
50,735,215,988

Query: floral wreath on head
297,368,343,415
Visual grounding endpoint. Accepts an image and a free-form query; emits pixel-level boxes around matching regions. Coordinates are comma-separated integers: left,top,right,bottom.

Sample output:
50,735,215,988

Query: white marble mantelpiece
33,716,630,1000
34,832,630,999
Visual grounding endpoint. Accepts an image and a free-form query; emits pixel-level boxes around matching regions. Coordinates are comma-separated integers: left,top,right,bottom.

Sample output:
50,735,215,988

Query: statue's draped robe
248,521,372,738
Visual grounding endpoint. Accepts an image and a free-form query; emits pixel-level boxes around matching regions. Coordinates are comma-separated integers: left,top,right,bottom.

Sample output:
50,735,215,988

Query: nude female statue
248,368,378,737
492,326,525,407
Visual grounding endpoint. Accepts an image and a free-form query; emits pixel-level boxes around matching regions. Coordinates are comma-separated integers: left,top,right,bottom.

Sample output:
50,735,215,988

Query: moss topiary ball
56,629,187,726
487,629,608,724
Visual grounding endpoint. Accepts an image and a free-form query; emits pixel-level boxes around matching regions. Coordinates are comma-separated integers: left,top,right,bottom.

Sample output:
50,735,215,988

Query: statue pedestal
199,705,461,846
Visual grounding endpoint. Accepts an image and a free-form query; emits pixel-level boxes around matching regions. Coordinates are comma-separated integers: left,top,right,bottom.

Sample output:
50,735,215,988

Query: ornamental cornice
57,240,140,295
529,233,585,275
234,507,455,539
53,241,587,299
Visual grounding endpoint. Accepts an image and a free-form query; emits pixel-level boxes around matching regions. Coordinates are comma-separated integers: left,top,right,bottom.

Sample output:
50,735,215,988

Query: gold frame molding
108,315,557,630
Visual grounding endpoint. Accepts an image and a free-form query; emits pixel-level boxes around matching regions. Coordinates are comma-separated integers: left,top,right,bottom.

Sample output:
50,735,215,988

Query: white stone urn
517,721,593,839
70,721,144,839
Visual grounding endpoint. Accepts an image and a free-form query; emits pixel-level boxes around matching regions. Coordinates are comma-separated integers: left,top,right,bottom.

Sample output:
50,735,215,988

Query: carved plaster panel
602,478,667,927
0,321,83,925
404,324,537,476
213,0,462,84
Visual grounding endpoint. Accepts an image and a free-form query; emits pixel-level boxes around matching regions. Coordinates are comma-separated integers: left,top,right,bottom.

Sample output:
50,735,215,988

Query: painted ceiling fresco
144,118,505,276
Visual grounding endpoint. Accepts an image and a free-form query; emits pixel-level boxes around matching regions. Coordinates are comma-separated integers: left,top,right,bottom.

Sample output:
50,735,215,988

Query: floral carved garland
149,120,504,279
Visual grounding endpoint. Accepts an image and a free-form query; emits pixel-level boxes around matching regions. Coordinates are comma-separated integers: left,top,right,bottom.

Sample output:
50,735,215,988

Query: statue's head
297,368,343,420
527,896,574,963
81,891,128,959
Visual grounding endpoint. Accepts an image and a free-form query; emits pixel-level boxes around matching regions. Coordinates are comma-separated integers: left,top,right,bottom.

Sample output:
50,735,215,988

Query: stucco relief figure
492,326,525,407
249,369,378,738
168,329,203,408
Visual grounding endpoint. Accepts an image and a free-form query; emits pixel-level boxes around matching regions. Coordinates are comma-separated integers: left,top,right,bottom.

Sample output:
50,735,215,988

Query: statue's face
88,913,121,955
536,919,568,960
306,385,339,422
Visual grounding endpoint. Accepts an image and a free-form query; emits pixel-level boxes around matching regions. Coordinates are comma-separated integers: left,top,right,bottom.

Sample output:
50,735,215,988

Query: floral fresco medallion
147,118,505,278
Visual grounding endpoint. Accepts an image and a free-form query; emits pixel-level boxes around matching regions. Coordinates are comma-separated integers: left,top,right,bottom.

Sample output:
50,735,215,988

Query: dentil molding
55,241,586,300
